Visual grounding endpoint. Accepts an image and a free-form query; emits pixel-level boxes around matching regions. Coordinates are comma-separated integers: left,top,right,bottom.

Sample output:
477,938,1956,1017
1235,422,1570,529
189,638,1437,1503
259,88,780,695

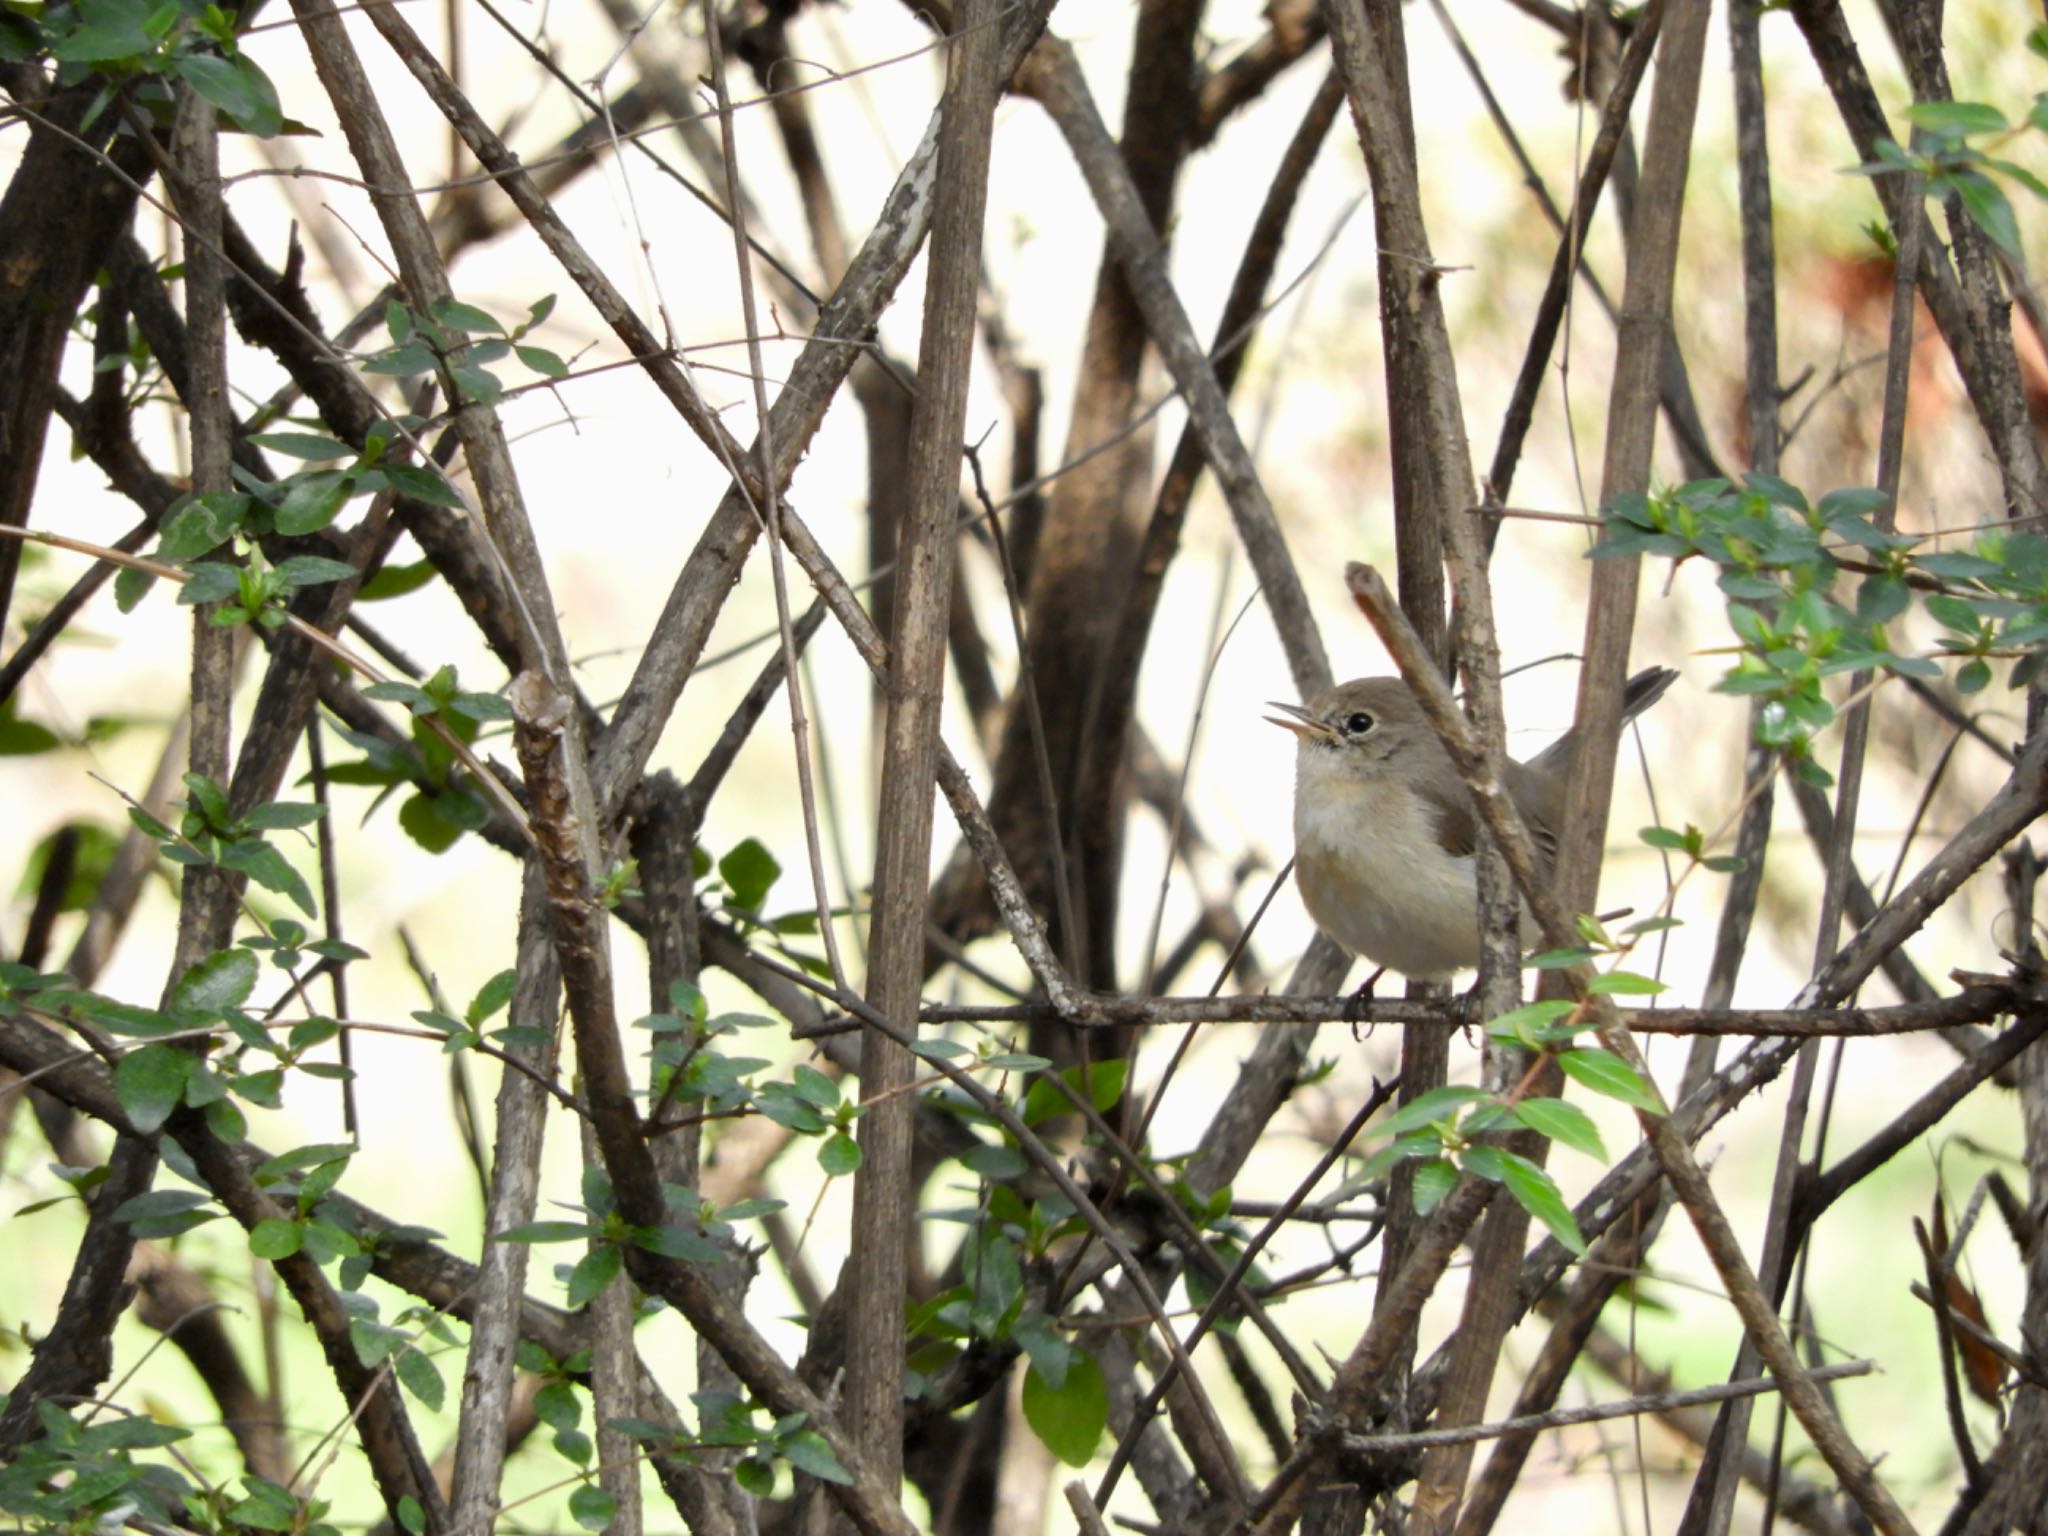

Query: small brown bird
1268,667,1677,981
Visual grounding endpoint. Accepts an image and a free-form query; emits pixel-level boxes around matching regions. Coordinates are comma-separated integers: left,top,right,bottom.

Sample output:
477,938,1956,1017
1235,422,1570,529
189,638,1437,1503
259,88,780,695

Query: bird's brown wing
1503,756,1563,875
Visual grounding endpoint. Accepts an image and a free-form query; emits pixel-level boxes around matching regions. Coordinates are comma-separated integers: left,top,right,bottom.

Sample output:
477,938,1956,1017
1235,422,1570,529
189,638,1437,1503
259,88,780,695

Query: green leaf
449,691,513,723
1638,825,1691,852
450,364,502,404
495,1220,596,1244
1905,99,2008,137
1021,1058,1127,1127
1411,1157,1458,1213
1380,1084,1492,1137
399,791,465,854
172,947,259,1018
1818,485,1893,523
1523,947,1594,971
818,1133,862,1177
274,555,357,588
1945,168,2022,258
357,559,440,601
155,496,238,561
515,344,569,379
1557,1048,1665,1114
363,681,434,711
114,1188,215,1225
249,1218,302,1259
1010,1311,1072,1388
959,1142,1028,1180
1957,657,1993,693
255,1142,357,1183
533,1380,581,1434
242,799,326,832
434,299,503,334
382,463,466,509
0,704,61,756
567,1245,623,1308
115,1044,195,1134
228,1478,302,1531
115,566,155,613
1021,1349,1108,1466
567,1484,615,1532
780,1428,852,1483
219,838,316,916
394,1344,445,1411
1484,999,1578,1043
1512,1098,1607,1160
791,1062,840,1109
1857,573,1911,627
718,838,782,912
1586,970,1666,997
1622,913,1687,937
173,52,283,136
49,0,154,62
397,1497,426,1536
1917,551,2005,583
1498,1151,1586,1255
632,1223,726,1262
179,561,243,605
364,342,437,377
468,968,518,1024
247,431,354,461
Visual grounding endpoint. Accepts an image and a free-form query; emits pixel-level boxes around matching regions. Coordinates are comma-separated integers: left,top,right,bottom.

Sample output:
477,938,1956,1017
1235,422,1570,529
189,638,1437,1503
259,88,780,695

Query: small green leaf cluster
0,1400,196,1533
753,1062,864,1175
1358,939,1667,1256
494,1166,769,1311
104,947,273,1140
1174,1179,1272,1339
343,1290,454,1414
909,1205,1105,1466
417,966,525,1052
668,1391,852,1497
131,772,327,915
244,1142,361,1260
321,669,504,854
363,663,514,727
366,296,569,406
201,1476,344,1536
15,931,356,1153
1640,822,1746,875
1847,39,2048,261
118,489,352,619
637,980,857,1180
523,1374,621,1529
898,1061,1120,1465
1357,1084,1595,1255
1601,474,2048,782
248,420,469,535
0,962,72,1023
8,0,285,136
115,418,469,615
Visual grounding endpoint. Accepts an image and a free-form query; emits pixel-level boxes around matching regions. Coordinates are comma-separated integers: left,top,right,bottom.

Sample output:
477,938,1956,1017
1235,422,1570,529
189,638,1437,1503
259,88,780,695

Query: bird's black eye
1343,711,1375,736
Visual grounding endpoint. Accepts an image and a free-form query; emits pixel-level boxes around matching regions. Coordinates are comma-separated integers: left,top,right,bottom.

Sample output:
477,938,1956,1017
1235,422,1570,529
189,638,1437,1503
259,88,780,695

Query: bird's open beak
1265,701,1332,741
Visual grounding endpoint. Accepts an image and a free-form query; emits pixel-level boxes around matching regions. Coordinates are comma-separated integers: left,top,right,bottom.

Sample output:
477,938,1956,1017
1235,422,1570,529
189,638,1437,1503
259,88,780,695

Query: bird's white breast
1291,752,1490,980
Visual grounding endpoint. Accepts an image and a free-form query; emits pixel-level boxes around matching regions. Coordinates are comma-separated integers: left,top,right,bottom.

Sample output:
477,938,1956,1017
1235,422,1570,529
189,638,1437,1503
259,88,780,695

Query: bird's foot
1345,966,1387,1039
1453,981,1484,1040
